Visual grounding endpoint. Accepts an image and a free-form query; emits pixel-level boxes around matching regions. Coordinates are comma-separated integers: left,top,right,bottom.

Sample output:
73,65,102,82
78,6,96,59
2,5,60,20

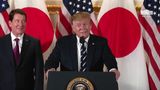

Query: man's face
9,13,26,36
72,18,91,38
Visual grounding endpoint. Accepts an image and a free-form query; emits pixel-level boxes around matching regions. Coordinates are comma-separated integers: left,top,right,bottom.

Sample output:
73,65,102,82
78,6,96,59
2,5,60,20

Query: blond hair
71,12,91,22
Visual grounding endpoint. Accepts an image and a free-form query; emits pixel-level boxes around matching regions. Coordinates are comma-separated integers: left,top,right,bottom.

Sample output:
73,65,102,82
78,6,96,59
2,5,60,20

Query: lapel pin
25,39,29,42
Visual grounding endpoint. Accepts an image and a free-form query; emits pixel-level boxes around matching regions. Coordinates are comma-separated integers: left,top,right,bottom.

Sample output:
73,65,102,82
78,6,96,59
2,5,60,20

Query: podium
47,71,118,90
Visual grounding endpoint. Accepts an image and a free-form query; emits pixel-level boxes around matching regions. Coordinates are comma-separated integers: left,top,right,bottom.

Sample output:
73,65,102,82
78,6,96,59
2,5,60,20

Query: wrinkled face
72,18,91,38
9,13,26,37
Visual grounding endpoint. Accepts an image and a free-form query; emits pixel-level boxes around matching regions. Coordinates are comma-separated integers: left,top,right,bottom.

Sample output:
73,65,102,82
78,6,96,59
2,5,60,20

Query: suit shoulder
91,35,107,42
57,35,74,42
0,36,5,42
24,34,39,42
0,34,10,42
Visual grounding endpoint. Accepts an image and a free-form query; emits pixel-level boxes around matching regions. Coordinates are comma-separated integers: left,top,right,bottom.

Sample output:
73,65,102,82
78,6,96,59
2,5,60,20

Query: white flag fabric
97,0,149,90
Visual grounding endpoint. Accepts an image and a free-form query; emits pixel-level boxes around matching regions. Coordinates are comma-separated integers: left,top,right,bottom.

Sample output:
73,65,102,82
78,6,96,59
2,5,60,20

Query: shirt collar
11,32,24,41
76,35,90,44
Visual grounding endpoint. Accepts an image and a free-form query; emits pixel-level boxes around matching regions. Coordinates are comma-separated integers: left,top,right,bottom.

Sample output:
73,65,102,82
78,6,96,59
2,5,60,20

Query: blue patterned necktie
80,37,87,72
13,38,20,65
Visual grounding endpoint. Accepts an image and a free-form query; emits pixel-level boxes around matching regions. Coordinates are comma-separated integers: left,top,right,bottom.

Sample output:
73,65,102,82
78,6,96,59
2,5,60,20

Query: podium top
47,71,118,90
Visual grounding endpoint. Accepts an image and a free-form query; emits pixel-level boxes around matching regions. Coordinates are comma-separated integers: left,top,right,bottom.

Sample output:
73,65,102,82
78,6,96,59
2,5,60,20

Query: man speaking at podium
45,12,120,80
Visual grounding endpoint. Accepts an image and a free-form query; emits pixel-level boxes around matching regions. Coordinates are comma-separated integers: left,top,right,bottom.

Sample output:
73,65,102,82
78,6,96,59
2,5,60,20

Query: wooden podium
47,71,118,90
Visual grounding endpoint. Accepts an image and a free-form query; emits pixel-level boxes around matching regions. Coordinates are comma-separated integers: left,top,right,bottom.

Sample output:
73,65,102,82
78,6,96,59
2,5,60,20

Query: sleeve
34,40,44,90
102,39,118,71
44,39,61,72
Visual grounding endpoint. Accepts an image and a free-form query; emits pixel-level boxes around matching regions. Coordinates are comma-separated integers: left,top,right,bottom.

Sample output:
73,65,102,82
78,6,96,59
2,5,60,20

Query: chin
81,36,88,39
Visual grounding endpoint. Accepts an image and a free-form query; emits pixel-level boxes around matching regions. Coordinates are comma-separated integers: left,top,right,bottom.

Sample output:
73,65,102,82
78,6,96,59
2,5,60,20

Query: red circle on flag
22,8,54,53
98,7,141,58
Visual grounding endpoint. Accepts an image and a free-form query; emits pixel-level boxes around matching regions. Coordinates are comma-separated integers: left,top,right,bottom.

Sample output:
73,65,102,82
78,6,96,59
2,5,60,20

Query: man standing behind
0,9,44,90
45,12,120,79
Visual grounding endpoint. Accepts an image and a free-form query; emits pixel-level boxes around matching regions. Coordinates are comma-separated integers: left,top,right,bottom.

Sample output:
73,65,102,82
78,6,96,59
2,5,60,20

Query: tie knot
14,38,19,42
80,37,85,44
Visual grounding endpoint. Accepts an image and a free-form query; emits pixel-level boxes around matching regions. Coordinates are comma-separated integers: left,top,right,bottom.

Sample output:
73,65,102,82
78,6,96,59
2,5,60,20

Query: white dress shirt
76,36,89,71
11,32,23,53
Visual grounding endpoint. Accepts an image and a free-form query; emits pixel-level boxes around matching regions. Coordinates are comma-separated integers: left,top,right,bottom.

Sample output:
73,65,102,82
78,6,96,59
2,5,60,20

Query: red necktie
13,38,20,65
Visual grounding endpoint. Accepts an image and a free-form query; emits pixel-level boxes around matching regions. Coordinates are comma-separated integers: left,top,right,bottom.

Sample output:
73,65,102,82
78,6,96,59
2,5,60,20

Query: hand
110,69,120,80
45,68,56,80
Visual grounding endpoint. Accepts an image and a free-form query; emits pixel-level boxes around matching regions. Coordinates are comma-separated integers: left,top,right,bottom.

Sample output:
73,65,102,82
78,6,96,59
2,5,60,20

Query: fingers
110,69,120,80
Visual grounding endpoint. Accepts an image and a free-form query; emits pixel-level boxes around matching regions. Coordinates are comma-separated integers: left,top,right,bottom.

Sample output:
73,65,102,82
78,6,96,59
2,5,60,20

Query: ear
89,22,92,29
8,20,12,27
71,23,75,32
71,25,75,33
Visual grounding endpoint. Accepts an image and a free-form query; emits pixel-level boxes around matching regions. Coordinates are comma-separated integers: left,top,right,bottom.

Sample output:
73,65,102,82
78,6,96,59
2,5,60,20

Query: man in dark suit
0,9,44,90
45,12,120,79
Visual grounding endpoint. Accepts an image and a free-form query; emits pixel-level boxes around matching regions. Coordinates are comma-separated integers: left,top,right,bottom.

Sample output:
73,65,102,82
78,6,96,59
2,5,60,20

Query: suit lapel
18,35,30,68
70,35,78,71
5,34,16,68
87,35,96,70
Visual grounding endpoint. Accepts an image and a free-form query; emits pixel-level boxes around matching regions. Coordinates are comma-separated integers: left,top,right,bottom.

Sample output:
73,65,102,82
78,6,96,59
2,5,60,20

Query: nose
79,24,86,29
18,21,25,26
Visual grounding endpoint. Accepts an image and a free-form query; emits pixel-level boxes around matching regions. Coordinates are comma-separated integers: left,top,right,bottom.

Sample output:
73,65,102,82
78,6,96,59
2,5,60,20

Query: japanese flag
97,0,149,90
9,0,55,60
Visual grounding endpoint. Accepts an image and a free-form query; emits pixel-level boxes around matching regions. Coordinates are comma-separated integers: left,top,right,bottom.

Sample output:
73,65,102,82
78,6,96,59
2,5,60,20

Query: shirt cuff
109,68,117,72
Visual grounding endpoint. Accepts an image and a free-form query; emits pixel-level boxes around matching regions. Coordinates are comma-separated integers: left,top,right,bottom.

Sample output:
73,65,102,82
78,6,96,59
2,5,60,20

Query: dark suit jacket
0,34,44,90
45,34,117,71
